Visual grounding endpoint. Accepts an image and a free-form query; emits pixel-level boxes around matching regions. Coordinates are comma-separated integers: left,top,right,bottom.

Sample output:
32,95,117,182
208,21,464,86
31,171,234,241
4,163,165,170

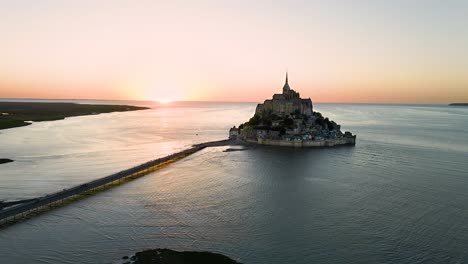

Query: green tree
247,115,260,126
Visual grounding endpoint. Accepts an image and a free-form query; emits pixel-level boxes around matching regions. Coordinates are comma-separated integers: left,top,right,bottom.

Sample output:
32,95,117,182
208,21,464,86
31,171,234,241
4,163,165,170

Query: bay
0,101,467,264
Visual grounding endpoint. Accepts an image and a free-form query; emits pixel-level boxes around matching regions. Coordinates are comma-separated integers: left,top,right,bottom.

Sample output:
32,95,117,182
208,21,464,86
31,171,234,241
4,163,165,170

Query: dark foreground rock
0,158,13,165
132,249,242,264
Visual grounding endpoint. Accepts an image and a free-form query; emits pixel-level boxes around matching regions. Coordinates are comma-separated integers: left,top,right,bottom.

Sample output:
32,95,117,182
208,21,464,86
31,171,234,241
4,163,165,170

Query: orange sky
1,1,467,103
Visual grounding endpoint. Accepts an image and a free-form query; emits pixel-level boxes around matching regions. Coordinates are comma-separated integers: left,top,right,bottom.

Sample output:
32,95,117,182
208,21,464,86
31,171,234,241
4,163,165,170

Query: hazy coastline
0,102,149,130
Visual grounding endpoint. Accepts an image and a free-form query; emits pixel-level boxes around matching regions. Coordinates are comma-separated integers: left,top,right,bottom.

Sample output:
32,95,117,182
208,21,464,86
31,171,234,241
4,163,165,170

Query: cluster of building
229,73,355,147
254,72,313,117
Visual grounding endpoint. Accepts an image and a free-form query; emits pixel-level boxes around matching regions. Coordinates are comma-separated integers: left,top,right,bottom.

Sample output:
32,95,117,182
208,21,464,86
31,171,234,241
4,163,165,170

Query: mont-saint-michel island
230,73,356,147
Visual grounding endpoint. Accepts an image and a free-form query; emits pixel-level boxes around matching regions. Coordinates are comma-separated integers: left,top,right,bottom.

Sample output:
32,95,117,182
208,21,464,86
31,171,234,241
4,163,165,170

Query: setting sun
157,99,172,104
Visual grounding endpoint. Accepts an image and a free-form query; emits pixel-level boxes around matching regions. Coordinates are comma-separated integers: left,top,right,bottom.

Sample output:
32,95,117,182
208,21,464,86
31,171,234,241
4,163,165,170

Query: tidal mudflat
0,102,149,130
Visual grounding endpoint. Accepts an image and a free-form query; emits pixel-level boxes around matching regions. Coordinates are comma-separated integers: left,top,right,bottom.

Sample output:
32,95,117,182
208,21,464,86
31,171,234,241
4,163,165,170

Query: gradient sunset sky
1,0,467,103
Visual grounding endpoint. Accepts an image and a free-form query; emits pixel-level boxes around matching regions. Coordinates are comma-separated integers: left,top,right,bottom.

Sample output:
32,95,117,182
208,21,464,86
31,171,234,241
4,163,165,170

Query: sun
158,99,172,104
145,85,185,104
148,98,173,104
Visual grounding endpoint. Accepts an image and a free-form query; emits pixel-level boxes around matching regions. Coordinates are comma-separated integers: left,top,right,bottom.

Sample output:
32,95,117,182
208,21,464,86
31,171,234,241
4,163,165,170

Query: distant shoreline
449,103,468,106
0,99,459,106
0,102,150,130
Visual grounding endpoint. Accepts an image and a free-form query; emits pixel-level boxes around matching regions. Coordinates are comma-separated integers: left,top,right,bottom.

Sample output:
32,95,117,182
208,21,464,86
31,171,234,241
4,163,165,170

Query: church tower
282,72,291,93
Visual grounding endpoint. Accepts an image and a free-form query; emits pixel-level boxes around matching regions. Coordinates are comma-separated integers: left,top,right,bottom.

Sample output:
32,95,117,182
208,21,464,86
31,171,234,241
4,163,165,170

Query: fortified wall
244,136,356,147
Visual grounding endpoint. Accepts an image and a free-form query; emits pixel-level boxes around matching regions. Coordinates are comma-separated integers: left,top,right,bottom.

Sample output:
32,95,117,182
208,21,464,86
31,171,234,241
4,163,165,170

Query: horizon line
0,97,459,105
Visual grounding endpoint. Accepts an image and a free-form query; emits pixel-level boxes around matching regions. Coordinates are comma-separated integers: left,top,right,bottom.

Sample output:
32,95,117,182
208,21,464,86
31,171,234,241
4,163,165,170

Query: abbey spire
282,71,291,93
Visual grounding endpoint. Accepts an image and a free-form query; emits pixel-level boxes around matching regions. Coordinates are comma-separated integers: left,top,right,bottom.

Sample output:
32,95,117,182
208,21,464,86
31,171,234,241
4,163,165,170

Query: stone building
255,73,313,117
229,126,239,139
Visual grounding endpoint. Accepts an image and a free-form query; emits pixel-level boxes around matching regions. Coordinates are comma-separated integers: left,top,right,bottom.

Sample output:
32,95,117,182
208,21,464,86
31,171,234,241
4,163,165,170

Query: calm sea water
0,101,467,264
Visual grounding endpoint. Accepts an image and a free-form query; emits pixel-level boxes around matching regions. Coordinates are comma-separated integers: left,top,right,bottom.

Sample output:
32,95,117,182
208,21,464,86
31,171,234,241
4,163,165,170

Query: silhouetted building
255,73,313,117
229,126,239,139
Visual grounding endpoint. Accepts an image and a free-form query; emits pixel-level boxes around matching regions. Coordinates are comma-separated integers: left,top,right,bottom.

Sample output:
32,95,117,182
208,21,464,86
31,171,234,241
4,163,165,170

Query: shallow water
0,101,467,264
0,101,252,200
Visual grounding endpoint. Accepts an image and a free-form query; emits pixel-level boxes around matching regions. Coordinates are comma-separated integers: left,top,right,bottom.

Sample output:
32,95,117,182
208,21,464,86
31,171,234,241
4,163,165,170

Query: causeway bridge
0,139,236,227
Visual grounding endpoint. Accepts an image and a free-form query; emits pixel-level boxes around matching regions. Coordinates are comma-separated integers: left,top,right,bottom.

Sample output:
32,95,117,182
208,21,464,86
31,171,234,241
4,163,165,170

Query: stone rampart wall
244,136,356,148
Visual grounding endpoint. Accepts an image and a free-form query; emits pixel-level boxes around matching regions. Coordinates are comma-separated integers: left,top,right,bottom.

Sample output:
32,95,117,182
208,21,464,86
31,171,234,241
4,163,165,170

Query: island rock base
244,135,356,147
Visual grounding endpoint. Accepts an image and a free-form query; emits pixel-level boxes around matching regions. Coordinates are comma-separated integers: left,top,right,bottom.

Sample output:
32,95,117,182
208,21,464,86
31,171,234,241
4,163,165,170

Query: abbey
255,73,313,117
235,73,356,147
